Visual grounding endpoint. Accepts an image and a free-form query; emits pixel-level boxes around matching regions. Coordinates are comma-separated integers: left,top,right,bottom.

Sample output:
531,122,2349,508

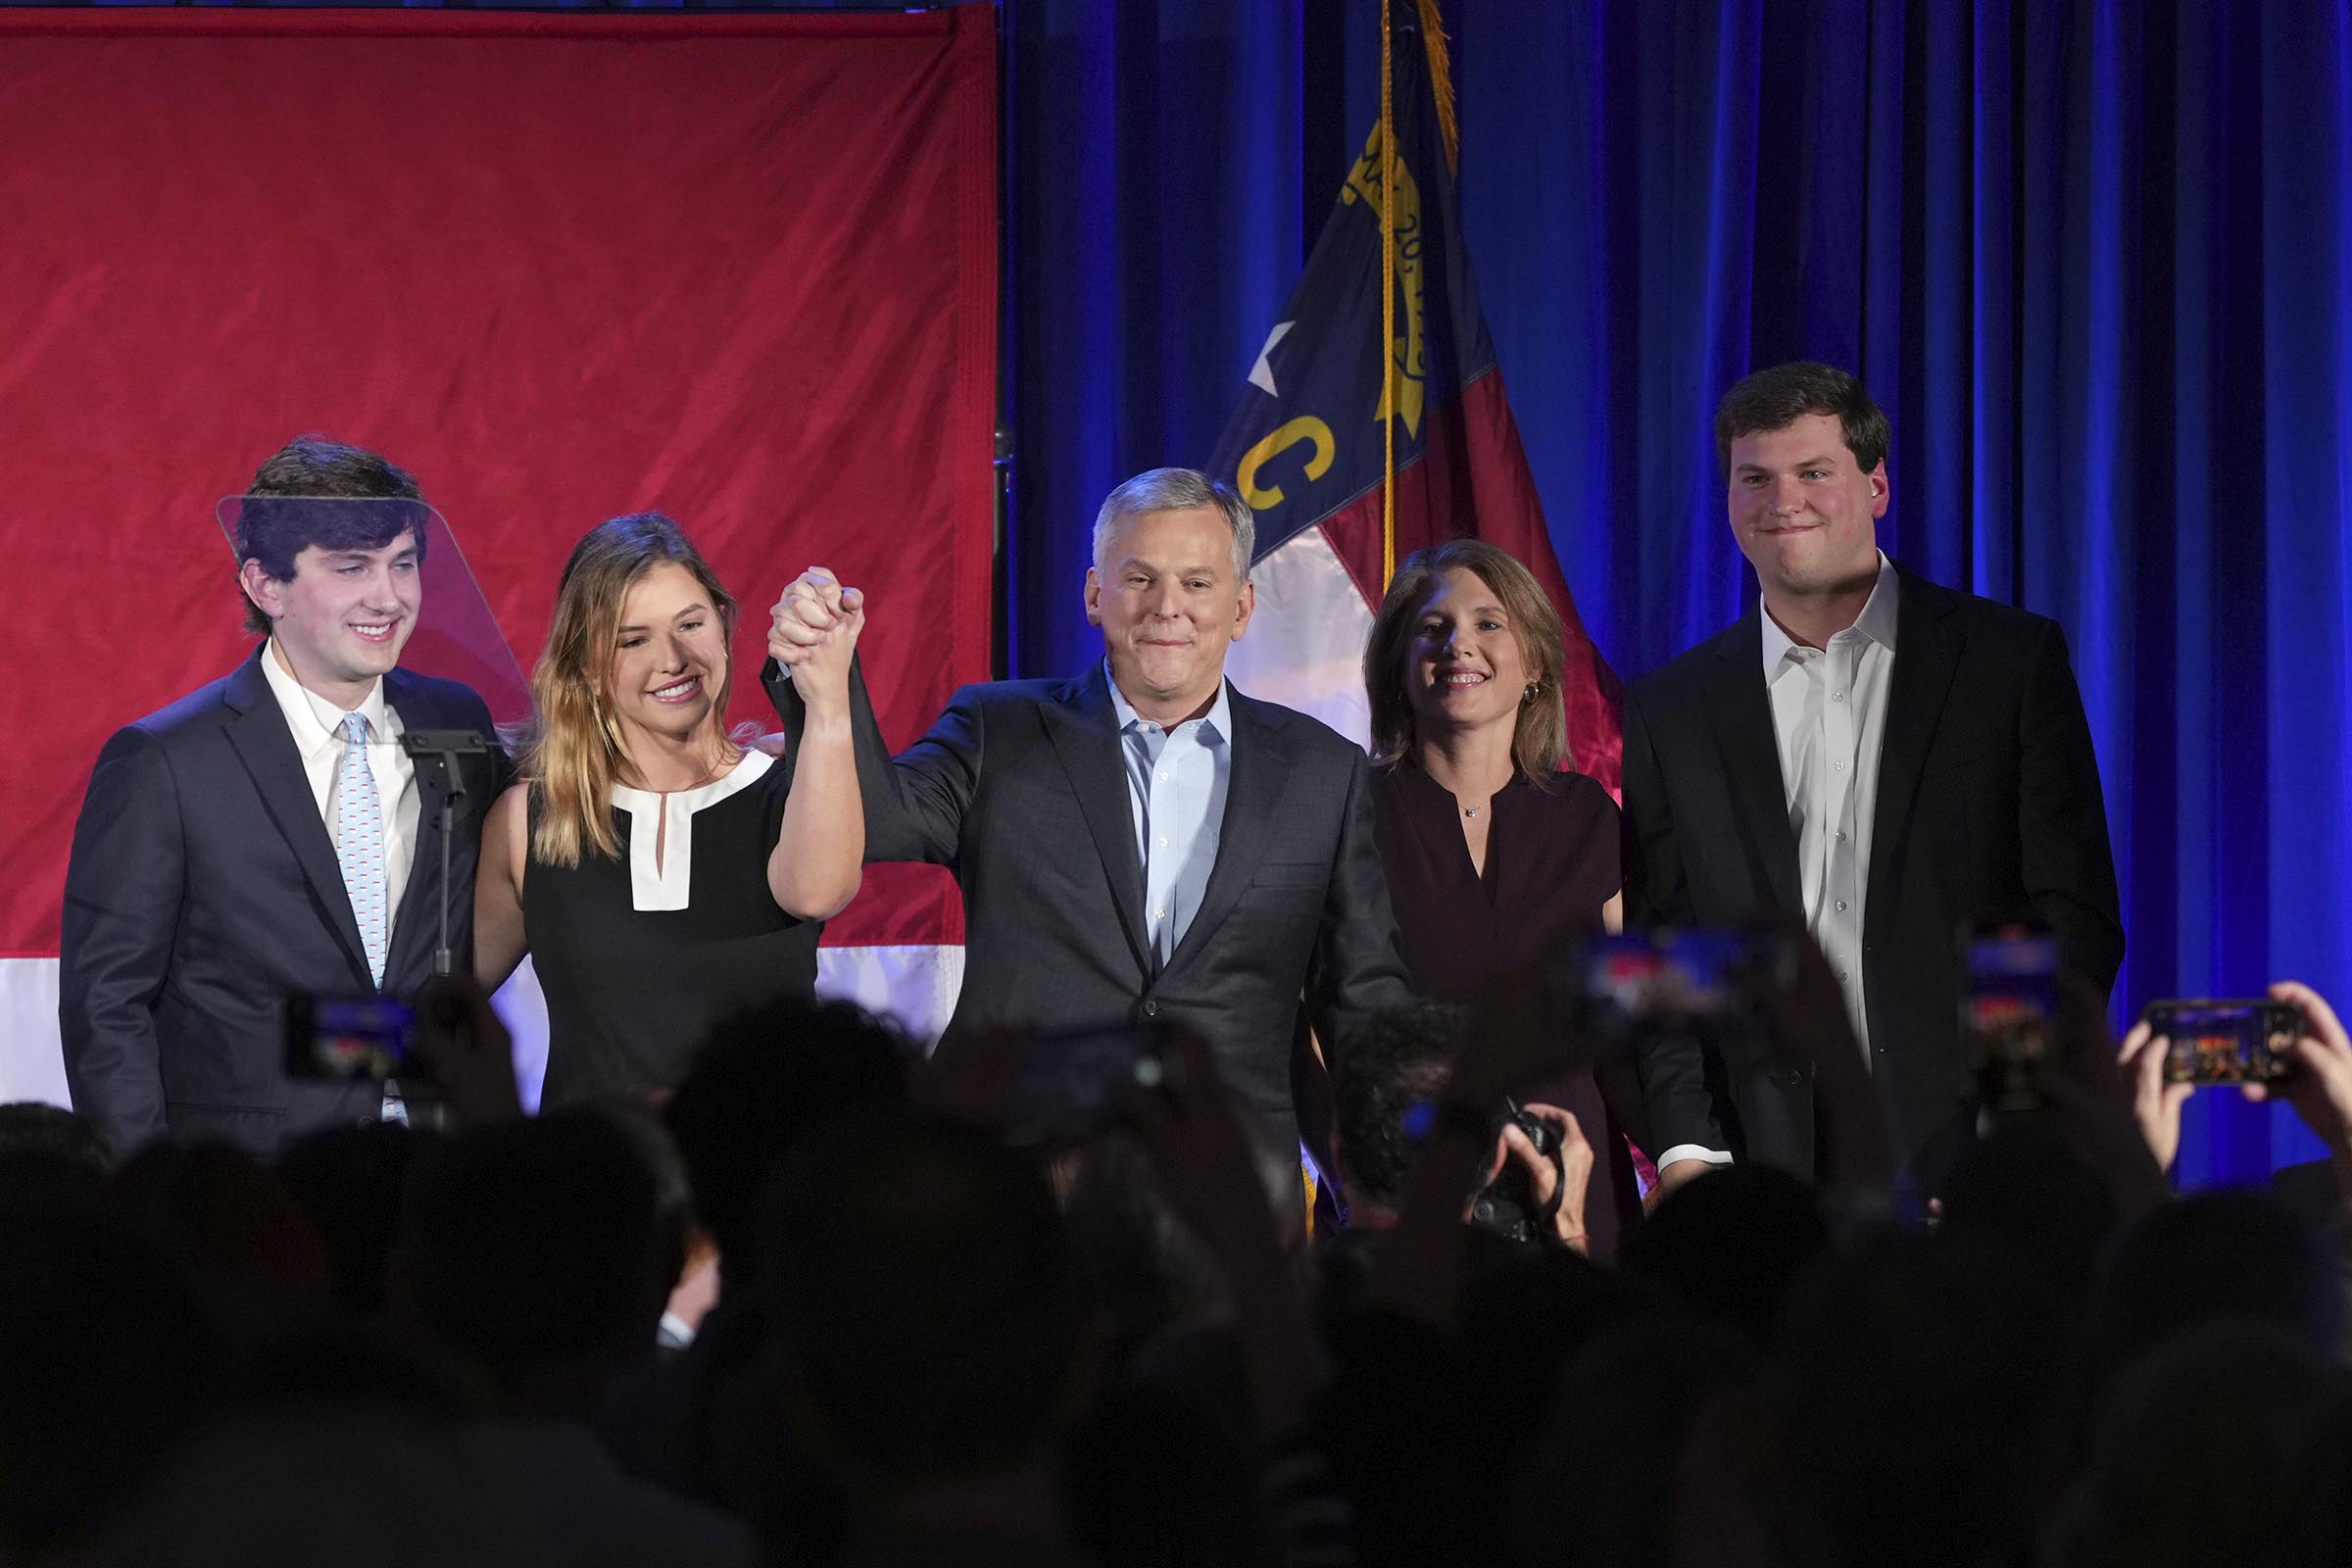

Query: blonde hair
1362,539,1569,783
521,514,740,865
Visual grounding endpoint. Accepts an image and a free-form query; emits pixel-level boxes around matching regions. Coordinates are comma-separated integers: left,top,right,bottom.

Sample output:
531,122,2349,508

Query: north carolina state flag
1206,0,1619,789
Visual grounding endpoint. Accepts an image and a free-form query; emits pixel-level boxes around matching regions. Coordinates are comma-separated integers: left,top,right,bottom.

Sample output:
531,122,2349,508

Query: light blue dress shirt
1104,663,1234,968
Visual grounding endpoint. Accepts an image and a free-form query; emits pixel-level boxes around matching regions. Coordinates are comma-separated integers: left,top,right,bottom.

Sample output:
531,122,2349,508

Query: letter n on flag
1207,0,1621,792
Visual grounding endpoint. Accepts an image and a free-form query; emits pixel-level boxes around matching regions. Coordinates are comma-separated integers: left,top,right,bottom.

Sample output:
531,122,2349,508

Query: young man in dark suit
61,439,505,1156
1622,364,2125,1198
768,467,1412,1160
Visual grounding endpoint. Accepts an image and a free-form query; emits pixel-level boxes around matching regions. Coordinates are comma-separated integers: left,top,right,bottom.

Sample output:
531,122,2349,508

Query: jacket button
1142,1000,1158,1018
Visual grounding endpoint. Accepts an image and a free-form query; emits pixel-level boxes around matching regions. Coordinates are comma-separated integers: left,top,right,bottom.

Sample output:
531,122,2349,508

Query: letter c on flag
1237,416,1337,510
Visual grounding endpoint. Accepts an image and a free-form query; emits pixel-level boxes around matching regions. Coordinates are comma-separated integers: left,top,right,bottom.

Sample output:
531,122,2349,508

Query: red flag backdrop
0,7,996,975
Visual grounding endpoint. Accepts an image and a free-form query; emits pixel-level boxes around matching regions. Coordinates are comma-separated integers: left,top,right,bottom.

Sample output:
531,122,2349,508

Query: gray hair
1090,467,1256,582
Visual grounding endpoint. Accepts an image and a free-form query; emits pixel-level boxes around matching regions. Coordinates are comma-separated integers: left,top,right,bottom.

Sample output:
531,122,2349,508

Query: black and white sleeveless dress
524,751,819,1105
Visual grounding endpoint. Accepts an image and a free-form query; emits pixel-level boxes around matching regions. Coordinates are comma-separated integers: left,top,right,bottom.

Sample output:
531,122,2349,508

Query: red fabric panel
1318,369,1625,795
0,7,995,955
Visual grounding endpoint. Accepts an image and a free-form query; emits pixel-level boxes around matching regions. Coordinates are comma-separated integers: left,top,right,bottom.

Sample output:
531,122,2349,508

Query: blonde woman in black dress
1363,539,1638,1254
473,514,863,1105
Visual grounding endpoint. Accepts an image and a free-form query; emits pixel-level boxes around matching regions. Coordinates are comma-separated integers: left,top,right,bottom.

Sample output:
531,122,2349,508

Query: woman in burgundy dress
1362,539,1641,1255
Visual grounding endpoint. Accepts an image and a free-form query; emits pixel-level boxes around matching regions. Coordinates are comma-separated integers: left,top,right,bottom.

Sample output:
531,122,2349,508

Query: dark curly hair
1334,1000,1466,1213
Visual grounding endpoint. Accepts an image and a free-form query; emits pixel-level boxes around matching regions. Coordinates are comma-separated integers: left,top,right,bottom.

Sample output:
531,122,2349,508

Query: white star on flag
1248,320,1294,396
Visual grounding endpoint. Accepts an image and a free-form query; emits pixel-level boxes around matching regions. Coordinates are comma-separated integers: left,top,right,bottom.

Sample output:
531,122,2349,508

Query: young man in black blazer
1622,364,2124,1199
61,440,504,1156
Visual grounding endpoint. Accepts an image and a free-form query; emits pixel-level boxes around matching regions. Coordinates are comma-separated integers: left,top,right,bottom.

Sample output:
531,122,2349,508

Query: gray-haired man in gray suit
768,467,1413,1160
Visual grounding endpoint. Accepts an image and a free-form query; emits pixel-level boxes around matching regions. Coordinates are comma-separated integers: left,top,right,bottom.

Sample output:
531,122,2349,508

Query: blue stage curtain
1001,0,1312,679
1007,0,2352,1186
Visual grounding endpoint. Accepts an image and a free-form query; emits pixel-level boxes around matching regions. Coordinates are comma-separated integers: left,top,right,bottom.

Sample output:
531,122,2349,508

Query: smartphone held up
2144,1000,2305,1086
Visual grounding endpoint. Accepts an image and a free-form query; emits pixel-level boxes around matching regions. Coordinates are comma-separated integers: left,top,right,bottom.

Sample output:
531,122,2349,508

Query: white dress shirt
1763,551,1897,1057
1105,664,1234,969
1656,554,1899,1175
260,641,419,945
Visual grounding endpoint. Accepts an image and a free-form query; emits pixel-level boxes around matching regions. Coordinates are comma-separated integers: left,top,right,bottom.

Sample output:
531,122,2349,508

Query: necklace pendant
1462,806,1481,818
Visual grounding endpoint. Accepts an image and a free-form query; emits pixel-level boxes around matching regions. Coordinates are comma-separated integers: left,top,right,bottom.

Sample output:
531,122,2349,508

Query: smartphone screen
1964,924,2059,1113
1964,926,2060,1038
1578,929,1747,1019
283,995,416,1081
2148,1001,2302,1085
1003,1022,1174,1147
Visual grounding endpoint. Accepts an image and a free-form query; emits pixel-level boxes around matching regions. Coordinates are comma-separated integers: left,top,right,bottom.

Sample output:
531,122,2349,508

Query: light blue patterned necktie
333,711,389,988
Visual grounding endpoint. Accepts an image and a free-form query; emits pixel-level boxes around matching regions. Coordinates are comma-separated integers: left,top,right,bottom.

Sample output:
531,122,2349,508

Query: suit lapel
1162,685,1287,977
1866,567,1964,934
1705,611,1803,914
220,651,373,987
1040,666,1152,973
382,672,441,979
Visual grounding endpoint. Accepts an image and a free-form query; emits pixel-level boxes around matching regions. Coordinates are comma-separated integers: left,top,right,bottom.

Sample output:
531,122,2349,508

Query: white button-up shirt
1762,552,1899,1061
1106,665,1233,969
1655,554,1899,1176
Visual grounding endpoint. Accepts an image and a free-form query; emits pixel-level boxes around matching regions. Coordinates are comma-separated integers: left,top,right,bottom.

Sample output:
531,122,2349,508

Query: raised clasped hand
768,565,865,709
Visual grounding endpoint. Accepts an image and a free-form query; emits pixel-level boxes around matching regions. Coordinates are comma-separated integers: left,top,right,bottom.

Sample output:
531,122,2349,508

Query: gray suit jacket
769,659,1412,1146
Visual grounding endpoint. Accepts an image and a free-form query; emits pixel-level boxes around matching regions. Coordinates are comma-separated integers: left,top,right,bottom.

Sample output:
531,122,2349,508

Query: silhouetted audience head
1940,1118,2120,1320
1064,1120,1301,1354
664,996,910,1296
276,1121,428,1322
1333,1000,1461,1219
104,1140,331,1312
2048,1323,2352,1568
1448,1247,1679,1556
1765,1232,2066,1568
392,1110,669,1414
1621,1162,1828,1348
0,1101,110,1202
227,1318,462,1424
772,1117,1077,1486
2093,1188,2347,1374
1509,1316,1758,1568
80,1406,556,1568
0,1204,225,1556
1065,1378,1279,1568
582,1098,698,1306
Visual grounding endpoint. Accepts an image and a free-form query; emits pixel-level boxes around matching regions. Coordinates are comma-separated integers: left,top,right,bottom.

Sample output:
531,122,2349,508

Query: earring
1523,682,1541,705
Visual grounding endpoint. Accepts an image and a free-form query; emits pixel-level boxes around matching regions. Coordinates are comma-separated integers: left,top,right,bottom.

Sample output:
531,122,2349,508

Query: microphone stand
400,729,492,977
396,729,494,1132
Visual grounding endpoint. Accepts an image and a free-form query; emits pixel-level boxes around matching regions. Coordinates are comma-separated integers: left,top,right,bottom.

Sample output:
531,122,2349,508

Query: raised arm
763,567,865,920
59,724,180,1152
764,570,983,869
